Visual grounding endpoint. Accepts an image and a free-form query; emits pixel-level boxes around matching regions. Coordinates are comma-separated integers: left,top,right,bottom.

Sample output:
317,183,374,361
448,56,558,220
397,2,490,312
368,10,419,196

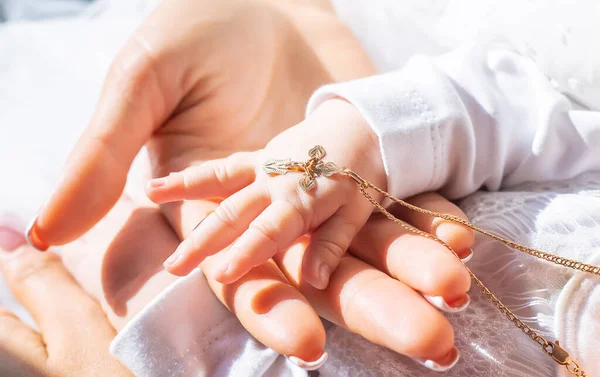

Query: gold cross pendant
262,145,341,192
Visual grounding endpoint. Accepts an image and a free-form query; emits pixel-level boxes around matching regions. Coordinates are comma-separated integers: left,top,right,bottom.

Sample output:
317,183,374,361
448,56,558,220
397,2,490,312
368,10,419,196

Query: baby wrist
306,59,448,200
306,98,387,195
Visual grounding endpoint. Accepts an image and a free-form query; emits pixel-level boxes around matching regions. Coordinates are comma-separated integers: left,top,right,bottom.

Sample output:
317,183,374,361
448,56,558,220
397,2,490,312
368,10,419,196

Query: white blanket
1,1,599,376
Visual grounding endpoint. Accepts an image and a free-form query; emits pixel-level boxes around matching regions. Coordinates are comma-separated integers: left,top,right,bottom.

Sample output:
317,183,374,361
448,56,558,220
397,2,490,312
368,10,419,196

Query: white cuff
307,56,463,199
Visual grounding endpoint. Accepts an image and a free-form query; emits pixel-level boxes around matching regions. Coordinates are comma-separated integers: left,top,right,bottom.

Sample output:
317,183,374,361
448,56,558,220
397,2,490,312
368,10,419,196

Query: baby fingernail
424,294,470,313
213,262,231,281
315,264,332,290
26,216,49,252
148,178,167,189
287,351,328,371
163,252,181,268
0,225,26,252
413,347,460,372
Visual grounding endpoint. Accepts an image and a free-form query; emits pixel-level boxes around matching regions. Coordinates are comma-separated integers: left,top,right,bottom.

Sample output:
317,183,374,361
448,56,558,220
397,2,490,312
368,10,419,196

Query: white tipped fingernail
287,352,328,370
25,216,49,251
460,249,473,263
412,347,460,372
424,294,470,313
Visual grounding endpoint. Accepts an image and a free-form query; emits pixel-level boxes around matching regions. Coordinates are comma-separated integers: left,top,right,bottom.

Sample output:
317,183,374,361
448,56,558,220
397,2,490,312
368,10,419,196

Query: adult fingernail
459,248,473,263
424,294,470,313
287,351,328,371
0,225,26,251
412,347,460,372
26,216,49,252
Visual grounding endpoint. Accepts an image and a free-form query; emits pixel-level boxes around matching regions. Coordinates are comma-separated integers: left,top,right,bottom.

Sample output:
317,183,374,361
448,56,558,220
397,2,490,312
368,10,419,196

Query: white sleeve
307,43,600,200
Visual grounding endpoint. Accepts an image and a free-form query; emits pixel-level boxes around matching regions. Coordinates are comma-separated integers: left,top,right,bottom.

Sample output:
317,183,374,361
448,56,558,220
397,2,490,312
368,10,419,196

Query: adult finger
394,192,475,256
0,308,47,376
0,244,117,359
274,238,460,371
350,213,471,308
202,257,327,366
27,19,184,250
0,222,46,367
349,193,474,307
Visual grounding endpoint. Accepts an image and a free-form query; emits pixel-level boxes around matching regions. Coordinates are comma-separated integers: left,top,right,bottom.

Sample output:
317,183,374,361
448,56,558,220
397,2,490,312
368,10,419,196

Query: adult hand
47,192,473,371
27,0,372,362
28,0,373,249
25,0,475,368
0,224,133,377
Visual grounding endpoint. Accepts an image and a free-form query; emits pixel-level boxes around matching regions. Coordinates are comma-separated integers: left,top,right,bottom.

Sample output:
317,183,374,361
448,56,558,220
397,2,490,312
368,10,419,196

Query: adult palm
29,0,473,366
30,0,374,362
32,0,374,245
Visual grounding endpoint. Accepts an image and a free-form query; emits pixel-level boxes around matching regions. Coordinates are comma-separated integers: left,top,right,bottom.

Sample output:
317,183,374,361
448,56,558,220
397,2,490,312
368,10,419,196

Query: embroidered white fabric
319,172,600,377
331,0,600,110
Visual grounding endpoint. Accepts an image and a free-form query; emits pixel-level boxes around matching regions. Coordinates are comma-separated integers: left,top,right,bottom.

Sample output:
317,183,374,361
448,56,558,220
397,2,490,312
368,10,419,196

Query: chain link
342,169,591,377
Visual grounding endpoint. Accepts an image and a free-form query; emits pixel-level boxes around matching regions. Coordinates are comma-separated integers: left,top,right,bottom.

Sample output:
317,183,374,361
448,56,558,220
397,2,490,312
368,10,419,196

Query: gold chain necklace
263,145,597,376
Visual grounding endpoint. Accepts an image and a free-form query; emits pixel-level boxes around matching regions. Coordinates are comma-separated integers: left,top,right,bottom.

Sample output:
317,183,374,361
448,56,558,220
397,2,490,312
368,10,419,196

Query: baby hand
147,99,386,289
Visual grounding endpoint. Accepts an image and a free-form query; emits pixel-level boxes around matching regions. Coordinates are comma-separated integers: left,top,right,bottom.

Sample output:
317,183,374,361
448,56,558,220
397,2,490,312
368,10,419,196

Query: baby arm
148,42,600,291
307,43,600,201
147,99,386,289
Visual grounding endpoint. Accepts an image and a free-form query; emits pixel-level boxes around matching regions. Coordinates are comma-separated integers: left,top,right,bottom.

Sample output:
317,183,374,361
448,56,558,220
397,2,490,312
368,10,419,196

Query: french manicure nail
25,216,49,252
424,294,470,313
412,347,460,372
0,225,26,251
287,352,328,371
460,249,473,263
